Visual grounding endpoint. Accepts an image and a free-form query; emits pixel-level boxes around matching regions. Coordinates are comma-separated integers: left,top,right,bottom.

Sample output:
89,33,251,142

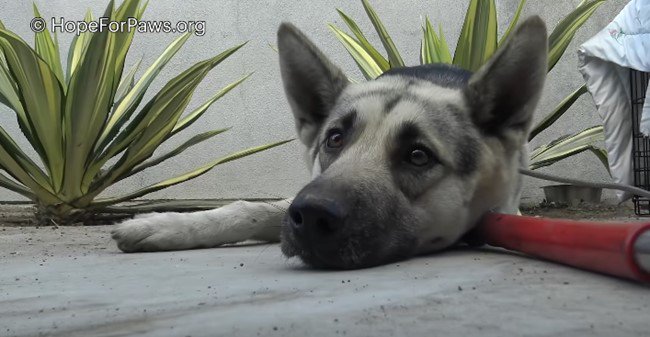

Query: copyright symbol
30,17,46,33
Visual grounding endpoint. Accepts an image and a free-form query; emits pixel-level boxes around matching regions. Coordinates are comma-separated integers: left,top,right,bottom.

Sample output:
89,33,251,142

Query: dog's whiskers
261,201,288,214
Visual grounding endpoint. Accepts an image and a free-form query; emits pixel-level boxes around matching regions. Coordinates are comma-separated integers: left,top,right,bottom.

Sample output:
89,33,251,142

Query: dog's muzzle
283,176,415,269
289,194,347,239
285,178,357,268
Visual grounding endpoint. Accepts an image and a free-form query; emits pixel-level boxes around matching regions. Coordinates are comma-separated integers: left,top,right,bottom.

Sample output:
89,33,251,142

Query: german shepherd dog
111,17,548,269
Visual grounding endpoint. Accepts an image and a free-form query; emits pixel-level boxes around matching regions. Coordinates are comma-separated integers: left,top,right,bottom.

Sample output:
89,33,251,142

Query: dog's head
277,17,547,269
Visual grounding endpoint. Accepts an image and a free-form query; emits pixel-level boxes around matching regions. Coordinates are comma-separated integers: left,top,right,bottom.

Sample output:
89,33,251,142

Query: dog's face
277,17,548,269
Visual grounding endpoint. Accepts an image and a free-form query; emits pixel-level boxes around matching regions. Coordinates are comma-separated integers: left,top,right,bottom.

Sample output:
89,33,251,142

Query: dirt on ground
521,200,645,222
2,201,650,337
0,200,647,228
0,200,645,262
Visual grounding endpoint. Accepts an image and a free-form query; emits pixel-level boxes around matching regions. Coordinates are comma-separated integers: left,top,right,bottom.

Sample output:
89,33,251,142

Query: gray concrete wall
0,0,628,203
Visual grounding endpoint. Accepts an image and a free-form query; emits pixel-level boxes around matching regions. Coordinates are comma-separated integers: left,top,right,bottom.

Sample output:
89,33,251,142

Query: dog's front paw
111,213,194,253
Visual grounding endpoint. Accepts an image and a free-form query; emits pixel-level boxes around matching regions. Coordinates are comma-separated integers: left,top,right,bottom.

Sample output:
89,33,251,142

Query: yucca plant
330,0,609,173
0,0,290,224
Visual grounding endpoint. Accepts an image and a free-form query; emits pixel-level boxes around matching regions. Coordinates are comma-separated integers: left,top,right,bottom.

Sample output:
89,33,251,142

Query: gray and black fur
278,17,547,269
111,17,548,271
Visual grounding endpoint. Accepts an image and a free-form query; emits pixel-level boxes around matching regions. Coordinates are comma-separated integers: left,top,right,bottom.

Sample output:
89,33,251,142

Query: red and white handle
476,213,650,283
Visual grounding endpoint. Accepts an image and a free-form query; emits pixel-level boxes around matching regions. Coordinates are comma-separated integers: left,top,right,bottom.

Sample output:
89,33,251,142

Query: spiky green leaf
33,4,65,86
436,23,452,64
530,126,605,170
498,0,526,46
101,199,237,213
588,146,610,175
421,17,452,64
93,32,193,155
360,0,404,68
62,0,130,198
336,9,389,71
0,171,34,200
114,57,142,105
0,125,53,194
329,24,383,80
66,10,94,81
0,29,65,191
529,84,588,141
453,0,498,71
172,73,251,136
90,139,293,207
0,42,35,141
82,44,246,201
0,52,19,110
123,127,231,180
548,0,605,71
111,0,143,86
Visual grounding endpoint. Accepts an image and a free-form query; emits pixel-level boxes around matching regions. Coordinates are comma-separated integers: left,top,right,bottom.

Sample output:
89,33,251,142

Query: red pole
477,213,650,283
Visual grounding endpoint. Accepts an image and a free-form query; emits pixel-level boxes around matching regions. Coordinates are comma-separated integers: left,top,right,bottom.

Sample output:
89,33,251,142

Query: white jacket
578,0,650,201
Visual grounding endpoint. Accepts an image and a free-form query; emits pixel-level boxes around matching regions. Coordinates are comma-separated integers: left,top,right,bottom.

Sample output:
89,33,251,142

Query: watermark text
30,17,206,36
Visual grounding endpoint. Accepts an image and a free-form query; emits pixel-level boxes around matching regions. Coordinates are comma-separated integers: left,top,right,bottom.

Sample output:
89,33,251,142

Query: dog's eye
326,130,344,149
406,147,432,167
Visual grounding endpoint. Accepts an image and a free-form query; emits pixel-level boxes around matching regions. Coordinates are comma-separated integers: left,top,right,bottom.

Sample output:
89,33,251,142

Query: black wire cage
630,69,650,215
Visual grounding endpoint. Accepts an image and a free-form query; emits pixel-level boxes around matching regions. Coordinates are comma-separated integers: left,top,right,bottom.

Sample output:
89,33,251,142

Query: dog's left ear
278,23,348,147
464,16,547,140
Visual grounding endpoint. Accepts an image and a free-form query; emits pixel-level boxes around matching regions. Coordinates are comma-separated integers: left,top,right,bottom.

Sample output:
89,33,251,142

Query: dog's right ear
278,23,348,146
464,16,547,142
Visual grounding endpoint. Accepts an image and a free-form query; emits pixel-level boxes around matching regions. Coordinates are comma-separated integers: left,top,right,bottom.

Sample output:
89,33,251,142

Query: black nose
289,194,346,236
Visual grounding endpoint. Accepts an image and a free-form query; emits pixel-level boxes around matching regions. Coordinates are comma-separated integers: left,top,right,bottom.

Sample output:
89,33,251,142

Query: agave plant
0,0,290,224
330,0,609,173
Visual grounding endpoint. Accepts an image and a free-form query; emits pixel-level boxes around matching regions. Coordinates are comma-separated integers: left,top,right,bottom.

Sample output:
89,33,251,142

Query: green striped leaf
33,4,64,86
452,0,498,71
336,9,389,71
0,136,61,207
81,44,246,202
0,41,34,141
93,32,193,156
360,0,404,68
436,23,452,64
421,17,452,64
329,24,383,80
529,84,588,141
0,40,50,171
112,0,143,87
548,0,605,71
89,139,293,207
172,73,251,136
0,52,20,111
0,171,35,200
112,61,220,169
101,199,239,213
62,0,122,199
530,126,604,170
0,0,291,220
139,1,149,16
66,10,94,81
0,125,52,193
0,29,65,192
121,127,231,180
589,146,610,175
498,0,526,46
114,57,142,105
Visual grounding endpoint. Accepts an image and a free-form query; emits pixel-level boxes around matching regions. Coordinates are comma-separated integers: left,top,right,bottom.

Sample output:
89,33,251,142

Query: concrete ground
0,3,639,334
1,217,650,337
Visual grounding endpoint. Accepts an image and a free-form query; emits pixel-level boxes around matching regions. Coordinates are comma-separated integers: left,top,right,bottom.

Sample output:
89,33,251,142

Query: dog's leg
111,199,290,252
498,146,529,215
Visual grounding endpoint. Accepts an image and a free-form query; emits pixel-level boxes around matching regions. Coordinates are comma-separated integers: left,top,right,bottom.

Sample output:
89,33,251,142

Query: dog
111,16,548,269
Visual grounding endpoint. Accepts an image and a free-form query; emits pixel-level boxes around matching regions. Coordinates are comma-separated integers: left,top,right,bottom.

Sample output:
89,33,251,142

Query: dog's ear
278,23,348,146
464,16,547,140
